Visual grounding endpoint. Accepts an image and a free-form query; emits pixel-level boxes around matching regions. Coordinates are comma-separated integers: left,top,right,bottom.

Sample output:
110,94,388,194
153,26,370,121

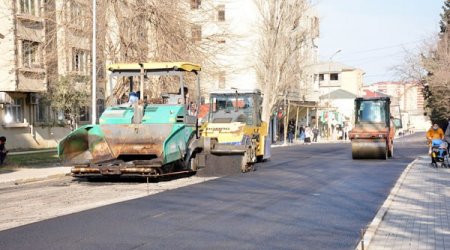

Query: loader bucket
58,124,175,166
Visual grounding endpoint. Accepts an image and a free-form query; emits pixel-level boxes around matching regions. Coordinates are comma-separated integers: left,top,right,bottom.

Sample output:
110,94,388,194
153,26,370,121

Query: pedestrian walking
304,126,312,144
0,136,8,165
312,127,319,142
288,120,295,143
299,125,305,141
445,117,450,144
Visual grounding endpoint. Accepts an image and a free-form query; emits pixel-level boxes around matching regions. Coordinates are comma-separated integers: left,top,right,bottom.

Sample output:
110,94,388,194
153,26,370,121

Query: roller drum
196,154,248,177
352,139,388,160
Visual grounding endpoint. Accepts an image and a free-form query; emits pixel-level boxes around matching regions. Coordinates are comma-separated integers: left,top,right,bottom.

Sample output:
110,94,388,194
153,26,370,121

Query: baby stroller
431,139,449,168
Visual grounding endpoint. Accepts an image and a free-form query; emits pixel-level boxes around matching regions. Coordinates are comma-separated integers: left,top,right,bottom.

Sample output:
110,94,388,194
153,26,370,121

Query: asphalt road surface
0,133,426,250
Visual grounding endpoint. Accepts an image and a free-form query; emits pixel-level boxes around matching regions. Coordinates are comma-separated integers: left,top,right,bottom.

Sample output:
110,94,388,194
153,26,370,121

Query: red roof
363,89,390,98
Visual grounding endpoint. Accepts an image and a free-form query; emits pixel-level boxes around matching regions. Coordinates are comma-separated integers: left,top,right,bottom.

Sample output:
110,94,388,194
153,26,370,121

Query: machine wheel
257,155,265,162
188,155,197,171
240,152,254,172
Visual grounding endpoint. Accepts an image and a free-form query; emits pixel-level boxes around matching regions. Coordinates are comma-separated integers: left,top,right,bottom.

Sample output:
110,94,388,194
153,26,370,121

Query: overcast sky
316,0,444,84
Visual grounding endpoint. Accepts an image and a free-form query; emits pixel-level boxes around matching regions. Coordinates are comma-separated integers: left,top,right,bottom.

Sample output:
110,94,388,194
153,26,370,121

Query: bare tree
394,35,450,123
254,0,315,122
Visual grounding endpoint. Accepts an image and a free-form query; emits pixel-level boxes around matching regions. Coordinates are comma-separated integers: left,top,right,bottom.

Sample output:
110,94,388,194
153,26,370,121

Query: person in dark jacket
445,117,450,144
288,120,295,143
0,136,8,165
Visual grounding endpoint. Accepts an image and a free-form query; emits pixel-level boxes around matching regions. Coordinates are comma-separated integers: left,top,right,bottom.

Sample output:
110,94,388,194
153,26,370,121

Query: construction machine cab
355,98,390,126
208,89,262,126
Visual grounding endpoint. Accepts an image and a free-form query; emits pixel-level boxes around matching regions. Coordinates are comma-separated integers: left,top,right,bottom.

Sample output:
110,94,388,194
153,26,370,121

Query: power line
341,39,426,56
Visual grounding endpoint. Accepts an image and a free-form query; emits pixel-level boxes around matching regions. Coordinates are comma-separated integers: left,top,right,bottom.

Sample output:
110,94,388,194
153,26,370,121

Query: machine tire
241,153,249,172
188,154,197,171
257,155,265,162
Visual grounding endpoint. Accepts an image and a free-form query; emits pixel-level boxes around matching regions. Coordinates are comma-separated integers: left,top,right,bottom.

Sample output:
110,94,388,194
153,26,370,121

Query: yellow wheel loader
194,89,271,176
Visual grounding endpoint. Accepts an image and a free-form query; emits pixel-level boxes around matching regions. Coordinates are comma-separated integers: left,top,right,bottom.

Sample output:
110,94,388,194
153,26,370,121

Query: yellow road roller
194,89,271,176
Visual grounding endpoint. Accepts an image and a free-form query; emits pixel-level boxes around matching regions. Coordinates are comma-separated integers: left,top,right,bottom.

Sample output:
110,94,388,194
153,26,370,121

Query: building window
319,74,324,81
35,98,52,123
6,98,24,123
218,5,225,21
72,48,89,73
79,106,90,122
190,0,201,9
191,25,202,42
218,71,226,89
330,73,339,81
20,0,36,16
70,1,86,28
22,40,40,68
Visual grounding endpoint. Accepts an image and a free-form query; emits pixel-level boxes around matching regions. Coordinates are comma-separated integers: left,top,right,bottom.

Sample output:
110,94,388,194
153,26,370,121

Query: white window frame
70,1,86,28
6,98,25,123
22,40,40,68
72,48,89,74
190,0,201,9
19,0,37,16
191,25,202,42
217,5,225,22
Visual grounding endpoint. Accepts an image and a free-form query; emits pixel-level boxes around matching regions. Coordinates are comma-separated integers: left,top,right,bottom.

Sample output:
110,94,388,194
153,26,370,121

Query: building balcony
16,13,44,23
17,66,47,92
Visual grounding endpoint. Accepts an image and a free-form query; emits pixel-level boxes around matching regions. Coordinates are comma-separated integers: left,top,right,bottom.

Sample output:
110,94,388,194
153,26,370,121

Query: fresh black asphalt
0,133,426,250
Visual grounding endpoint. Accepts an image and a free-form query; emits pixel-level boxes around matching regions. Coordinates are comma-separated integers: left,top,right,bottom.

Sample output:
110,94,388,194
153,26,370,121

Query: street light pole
91,0,97,125
326,49,341,140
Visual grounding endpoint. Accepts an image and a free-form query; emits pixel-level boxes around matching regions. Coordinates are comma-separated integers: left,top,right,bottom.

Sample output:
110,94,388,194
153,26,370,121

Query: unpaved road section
0,175,215,231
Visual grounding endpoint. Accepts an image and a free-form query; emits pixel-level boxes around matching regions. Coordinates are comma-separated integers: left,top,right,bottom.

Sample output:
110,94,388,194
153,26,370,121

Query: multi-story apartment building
0,0,65,149
0,0,135,149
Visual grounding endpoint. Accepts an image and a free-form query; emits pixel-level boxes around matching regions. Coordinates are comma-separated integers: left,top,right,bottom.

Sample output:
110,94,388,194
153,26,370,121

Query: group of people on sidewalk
286,120,319,144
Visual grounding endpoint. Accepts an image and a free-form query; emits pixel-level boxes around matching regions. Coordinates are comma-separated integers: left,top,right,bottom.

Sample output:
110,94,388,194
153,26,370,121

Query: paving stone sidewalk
366,156,450,250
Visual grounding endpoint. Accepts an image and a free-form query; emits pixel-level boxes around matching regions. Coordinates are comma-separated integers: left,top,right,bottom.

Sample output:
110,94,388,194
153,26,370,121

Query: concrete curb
0,167,71,186
354,157,419,250
9,173,70,186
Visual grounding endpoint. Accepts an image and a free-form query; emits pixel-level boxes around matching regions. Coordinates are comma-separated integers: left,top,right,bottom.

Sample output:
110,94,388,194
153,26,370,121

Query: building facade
0,0,125,149
188,0,319,97
0,0,69,149
311,61,364,98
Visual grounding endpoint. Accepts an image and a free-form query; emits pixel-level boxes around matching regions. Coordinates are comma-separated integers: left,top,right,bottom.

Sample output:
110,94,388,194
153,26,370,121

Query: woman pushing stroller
426,122,448,166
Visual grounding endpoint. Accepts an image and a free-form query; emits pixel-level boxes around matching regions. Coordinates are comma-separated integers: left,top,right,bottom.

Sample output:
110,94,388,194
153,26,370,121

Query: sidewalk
0,148,70,185
0,166,71,184
356,156,450,250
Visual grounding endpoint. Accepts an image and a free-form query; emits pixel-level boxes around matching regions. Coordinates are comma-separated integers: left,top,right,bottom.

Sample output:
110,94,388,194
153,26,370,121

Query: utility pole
91,0,97,124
